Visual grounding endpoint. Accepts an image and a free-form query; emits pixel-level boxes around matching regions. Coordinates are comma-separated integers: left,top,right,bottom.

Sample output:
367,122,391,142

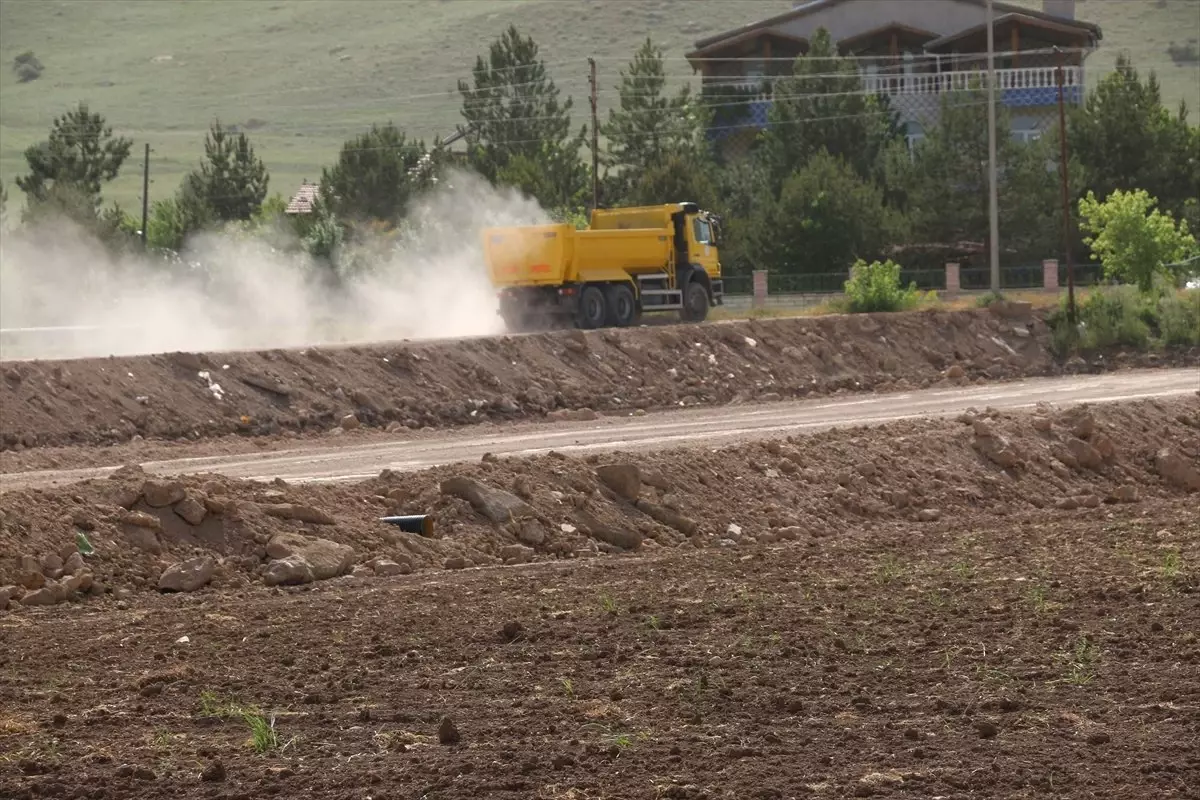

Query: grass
197,690,280,754
1,0,1196,211
1056,635,1102,687
1160,550,1184,580
1049,284,1200,354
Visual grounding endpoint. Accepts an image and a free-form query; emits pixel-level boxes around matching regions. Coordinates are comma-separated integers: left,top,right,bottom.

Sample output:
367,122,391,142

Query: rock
438,716,461,745
975,720,1000,739
440,477,533,523
241,372,291,397
1071,412,1096,439
443,556,470,570
158,557,216,593
18,587,58,607
635,500,698,536
65,570,93,594
500,544,534,564
372,559,409,577
340,413,361,431
62,551,85,576
1032,416,1053,433
266,533,353,580
974,427,1021,469
1079,494,1102,508
917,508,941,522
1056,497,1080,511
1091,432,1117,461
351,389,382,412
174,493,208,526
263,556,315,586
120,514,163,553
142,480,186,508
121,510,162,530
261,503,336,525
725,523,743,540
562,330,588,354
1067,438,1104,471
595,463,642,502
1110,485,1139,504
1156,448,1200,491
0,586,13,610
1086,731,1111,745
18,555,45,590
200,760,226,782
40,553,64,576
944,364,966,379
516,520,546,546
500,620,524,641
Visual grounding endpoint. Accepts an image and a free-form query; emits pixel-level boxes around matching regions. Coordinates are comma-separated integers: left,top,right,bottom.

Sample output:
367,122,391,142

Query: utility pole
140,142,150,248
588,57,599,211
985,0,1000,293
1055,47,1077,325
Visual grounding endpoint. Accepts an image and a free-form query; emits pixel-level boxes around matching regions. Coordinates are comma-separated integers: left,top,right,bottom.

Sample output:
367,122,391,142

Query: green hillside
1,0,1196,212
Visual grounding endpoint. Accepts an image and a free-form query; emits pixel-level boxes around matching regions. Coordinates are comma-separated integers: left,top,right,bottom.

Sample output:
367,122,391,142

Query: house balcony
706,66,1084,136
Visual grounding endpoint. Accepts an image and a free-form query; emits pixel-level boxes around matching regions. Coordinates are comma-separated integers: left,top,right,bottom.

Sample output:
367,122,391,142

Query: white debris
744,337,757,348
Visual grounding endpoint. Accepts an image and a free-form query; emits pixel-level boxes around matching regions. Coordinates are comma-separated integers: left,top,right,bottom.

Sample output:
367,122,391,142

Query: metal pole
1055,48,1077,325
140,142,150,248
985,0,1000,293
588,57,600,211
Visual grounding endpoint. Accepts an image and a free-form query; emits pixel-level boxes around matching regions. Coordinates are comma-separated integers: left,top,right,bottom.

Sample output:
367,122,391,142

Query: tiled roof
286,182,320,214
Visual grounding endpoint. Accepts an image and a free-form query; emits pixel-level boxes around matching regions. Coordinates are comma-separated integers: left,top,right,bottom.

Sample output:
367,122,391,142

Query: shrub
1073,286,1152,350
1078,188,1198,292
1157,288,1200,347
841,258,924,313
1050,282,1199,353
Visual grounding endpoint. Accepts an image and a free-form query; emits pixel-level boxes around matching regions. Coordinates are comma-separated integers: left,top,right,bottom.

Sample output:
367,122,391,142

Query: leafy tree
745,150,899,277
602,38,707,201
320,123,430,222
458,25,586,207
1071,55,1200,222
180,120,269,222
1078,188,1197,291
626,153,718,209
758,28,900,188
17,103,131,208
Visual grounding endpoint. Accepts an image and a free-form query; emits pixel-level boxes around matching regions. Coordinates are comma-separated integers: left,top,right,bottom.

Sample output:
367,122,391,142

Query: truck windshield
692,217,712,245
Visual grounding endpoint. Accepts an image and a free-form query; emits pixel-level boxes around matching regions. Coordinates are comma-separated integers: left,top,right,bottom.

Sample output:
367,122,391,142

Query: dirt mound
3,307,1193,452
2,397,1195,607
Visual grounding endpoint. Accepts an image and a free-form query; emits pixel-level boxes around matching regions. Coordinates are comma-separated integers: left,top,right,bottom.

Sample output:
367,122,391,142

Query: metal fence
720,263,1105,297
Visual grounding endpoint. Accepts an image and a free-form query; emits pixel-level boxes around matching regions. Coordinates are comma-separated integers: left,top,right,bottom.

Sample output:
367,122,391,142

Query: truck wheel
681,280,710,323
576,284,608,329
605,284,637,327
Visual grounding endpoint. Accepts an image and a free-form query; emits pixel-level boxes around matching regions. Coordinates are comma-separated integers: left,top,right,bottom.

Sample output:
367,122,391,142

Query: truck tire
576,284,608,330
605,283,638,327
681,279,709,323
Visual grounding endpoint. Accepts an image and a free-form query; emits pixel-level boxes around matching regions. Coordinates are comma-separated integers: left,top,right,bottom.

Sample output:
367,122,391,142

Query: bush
1158,288,1200,347
1050,282,1199,353
1078,188,1198,291
841,258,924,313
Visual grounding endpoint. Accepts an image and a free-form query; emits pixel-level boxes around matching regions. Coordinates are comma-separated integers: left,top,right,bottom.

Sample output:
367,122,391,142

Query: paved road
1,369,1195,492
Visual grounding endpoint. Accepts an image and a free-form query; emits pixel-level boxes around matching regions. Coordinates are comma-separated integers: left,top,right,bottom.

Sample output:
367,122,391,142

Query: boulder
174,492,208,526
143,480,186,508
500,544,535,564
1066,438,1104,471
260,503,337,526
371,559,410,577
62,551,85,576
266,533,353,580
19,587,59,607
440,477,533,523
263,555,315,586
1156,449,1200,491
595,464,642,502
158,556,217,593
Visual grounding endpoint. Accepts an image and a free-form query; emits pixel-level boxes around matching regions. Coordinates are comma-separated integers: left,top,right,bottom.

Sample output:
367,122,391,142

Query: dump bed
482,223,574,286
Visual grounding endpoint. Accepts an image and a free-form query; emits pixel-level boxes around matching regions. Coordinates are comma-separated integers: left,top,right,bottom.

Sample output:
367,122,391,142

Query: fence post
752,270,768,309
1042,258,1059,292
944,262,961,296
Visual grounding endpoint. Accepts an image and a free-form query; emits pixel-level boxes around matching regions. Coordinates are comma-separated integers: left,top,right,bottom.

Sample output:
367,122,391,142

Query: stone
174,493,208,526
546,408,598,422
516,520,546,546
266,533,353,580
260,503,336,525
1110,485,1139,504
142,480,186,508
263,556,315,586
40,553,64,576
121,510,162,530
1155,449,1200,491
438,716,461,745
340,413,361,431
443,556,470,570
917,508,941,522
973,427,1020,469
372,559,409,577
158,556,216,593
1091,432,1118,461
62,551,85,576
18,555,45,590
1071,412,1097,439
200,760,226,782
595,463,641,502
440,477,533,523
1066,438,1104,471
68,570,94,593
635,500,698,536
500,544,534,564
0,586,13,610
1032,416,1053,433
18,587,58,607
944,364,966,379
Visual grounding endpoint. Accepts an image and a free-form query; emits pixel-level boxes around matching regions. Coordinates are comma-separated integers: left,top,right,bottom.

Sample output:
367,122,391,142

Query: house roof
923,11,1098,51
687,28,810,62
690,0,1101,54
837,22,940,52
285,182,320,215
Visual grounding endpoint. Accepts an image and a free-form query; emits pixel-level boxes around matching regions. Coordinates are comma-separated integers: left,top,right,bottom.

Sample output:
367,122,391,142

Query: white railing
863,65,1081,96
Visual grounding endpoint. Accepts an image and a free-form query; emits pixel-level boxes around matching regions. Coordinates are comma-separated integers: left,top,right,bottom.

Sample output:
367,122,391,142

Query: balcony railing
862,65,1082,96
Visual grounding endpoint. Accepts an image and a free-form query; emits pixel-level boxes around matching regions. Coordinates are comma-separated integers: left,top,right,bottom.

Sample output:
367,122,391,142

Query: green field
1,0,1197,212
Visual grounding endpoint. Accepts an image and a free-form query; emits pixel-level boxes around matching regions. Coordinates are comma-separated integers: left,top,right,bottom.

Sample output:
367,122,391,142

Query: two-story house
687,0,1102,154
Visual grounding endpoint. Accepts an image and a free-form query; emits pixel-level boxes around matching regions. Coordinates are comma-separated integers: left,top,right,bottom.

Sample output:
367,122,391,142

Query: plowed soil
2,399,1199,797
3,307,1193,453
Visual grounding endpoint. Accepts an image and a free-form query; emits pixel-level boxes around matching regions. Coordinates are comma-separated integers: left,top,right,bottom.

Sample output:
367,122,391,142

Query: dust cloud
0,171,547,360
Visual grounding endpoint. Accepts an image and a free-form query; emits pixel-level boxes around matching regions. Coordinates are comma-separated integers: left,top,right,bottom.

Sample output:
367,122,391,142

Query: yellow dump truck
481,202,725,330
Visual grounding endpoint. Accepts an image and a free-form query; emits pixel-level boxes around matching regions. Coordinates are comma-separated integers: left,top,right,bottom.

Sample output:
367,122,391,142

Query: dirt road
4,367,1194,491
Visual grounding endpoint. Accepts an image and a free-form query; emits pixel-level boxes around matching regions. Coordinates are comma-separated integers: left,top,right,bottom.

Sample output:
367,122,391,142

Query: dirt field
4,306,1193,453
1,487,1197,797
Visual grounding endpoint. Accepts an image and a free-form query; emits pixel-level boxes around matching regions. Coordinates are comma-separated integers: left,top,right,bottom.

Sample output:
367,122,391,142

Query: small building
687,0,1102,154
285,180,320,215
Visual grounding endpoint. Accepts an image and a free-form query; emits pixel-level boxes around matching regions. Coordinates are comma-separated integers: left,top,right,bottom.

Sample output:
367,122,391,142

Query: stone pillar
752,269,768,309
945,262,961,296
1043,259,1059,292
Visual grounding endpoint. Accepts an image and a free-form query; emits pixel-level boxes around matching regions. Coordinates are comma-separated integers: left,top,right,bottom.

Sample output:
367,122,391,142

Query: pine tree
182,120,269,222
17,103,132,207
320,123,429,222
